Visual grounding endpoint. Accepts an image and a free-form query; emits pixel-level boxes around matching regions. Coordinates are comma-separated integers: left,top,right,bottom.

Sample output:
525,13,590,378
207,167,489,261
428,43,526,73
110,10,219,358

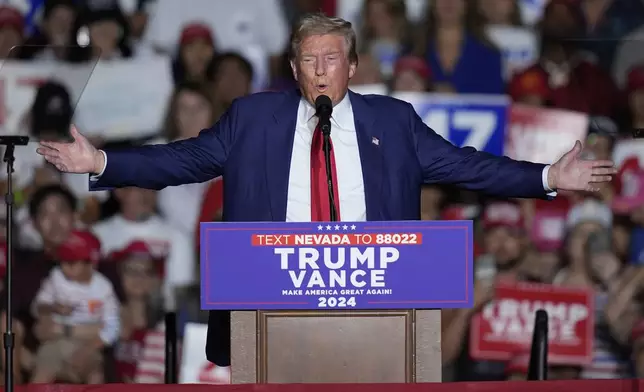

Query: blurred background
0,0,643,385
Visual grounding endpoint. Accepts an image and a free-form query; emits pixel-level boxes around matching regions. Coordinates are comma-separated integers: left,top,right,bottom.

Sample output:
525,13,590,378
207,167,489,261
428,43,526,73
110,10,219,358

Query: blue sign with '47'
200,220,473,311
392,92,509,156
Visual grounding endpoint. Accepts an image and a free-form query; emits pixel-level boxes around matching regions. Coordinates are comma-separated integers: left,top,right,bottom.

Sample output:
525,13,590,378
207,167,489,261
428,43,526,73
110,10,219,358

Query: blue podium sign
200,220,473,310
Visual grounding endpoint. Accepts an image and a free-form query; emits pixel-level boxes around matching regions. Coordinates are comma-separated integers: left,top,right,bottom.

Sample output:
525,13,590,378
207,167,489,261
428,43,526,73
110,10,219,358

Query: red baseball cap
394,56,431,81
441,204,479,221
482,202,524,231
110,240,166,276
0,6,24,34
179,23,214,47
56,230,101,264
509,69,549,101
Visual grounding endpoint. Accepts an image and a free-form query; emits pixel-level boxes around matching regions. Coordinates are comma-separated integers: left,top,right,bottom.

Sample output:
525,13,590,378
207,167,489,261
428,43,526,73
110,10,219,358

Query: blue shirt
426,35,505,95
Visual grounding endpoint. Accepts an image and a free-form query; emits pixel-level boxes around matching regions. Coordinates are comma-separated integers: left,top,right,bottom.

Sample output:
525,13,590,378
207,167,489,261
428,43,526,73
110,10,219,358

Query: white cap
566,199,612,230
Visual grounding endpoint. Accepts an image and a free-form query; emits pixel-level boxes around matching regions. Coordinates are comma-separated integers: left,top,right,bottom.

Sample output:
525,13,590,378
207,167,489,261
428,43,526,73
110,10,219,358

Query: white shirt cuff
542,165,557,198
89,150,107,181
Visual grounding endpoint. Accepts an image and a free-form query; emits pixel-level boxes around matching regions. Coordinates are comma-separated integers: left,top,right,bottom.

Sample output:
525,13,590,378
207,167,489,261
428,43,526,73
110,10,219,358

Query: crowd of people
0,0,642,385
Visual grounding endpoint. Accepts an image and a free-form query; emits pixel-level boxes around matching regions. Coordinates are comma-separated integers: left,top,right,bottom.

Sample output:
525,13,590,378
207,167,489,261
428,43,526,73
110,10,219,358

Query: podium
200,221,473,384
229,309,441,383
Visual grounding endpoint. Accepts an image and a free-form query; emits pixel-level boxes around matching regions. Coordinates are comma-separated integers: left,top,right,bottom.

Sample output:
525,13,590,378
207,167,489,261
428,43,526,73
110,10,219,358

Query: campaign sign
470,283,594,365
392,92,509,156
200,220,473,310
505,104,589,164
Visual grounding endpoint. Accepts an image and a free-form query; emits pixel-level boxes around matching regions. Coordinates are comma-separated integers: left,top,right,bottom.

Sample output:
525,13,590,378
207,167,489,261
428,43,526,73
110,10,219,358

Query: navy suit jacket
91,89,548,366
91,89,548,220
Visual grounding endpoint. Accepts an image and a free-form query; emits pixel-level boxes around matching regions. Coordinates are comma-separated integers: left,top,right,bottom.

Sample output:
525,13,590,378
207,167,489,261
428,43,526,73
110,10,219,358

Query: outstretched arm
90,101,241,191
408,103,549,199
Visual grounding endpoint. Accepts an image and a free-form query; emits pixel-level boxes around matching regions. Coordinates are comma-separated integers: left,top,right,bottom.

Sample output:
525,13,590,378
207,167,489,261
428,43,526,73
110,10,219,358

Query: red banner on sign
469,283,594,365
504,104,589,164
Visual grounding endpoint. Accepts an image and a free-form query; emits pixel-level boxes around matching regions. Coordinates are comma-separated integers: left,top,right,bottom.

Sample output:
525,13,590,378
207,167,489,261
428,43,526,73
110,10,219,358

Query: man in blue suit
39,13,615,373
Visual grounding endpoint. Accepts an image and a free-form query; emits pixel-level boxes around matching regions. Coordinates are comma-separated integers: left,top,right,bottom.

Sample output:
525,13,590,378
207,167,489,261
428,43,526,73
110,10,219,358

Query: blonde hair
289,13,359,65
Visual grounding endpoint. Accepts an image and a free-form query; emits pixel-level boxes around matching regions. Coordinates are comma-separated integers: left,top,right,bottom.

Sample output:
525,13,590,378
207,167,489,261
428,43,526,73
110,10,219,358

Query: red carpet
15,380,643,392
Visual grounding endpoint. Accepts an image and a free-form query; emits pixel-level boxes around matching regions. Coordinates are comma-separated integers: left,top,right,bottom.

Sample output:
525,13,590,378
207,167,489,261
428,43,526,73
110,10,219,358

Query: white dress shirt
286,94,367,222
94,93,555,217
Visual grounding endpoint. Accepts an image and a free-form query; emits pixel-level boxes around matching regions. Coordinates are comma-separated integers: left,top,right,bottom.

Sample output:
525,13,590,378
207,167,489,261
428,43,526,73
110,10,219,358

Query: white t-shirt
158,182,209,239
149,137,211,239
32,267,120,345
92,214,195,310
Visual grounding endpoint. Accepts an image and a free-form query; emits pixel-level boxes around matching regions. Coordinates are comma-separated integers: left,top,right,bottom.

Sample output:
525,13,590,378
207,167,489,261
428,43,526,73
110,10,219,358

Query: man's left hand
548,140,616,192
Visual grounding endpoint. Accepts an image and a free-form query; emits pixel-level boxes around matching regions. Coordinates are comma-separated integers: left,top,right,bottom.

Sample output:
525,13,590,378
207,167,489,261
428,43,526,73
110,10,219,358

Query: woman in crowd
171,23,216,85
157,82,216,241
110,241,165,383
413,0,504,94
358,0,411,80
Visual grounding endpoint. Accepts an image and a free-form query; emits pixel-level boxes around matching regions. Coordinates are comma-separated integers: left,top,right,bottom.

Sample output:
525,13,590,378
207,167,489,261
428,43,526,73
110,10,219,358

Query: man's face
34,194,75,247
542,3,579,38
60,260,91,282
586,134,613,161
291,34,356,106
484,226,523,268
116,187,157,220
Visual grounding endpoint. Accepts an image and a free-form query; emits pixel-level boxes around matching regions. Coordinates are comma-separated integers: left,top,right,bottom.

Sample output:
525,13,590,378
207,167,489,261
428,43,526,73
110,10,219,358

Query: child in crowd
30,230,120,383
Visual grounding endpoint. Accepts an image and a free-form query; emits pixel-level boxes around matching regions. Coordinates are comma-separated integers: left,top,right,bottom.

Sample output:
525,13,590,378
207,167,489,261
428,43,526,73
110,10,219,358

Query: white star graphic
350,224,356,230
326,225,332,230
334,224,340,230
342,224,348,230
317,225,323,231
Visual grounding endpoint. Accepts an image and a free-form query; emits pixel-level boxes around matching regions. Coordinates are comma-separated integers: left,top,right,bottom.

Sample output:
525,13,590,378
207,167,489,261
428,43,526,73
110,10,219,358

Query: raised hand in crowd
36,126,105,175
548,141,617,192
604,266,644,345
441,279,496,365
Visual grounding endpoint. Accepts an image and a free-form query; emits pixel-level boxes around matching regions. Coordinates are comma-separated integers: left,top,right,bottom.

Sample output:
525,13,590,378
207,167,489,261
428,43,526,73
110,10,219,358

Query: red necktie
310,122,341,221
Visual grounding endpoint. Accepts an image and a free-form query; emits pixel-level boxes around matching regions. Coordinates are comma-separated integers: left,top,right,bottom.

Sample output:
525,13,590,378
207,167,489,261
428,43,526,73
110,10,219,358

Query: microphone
314,95,337,221
315,95,333,137
527,309,549,381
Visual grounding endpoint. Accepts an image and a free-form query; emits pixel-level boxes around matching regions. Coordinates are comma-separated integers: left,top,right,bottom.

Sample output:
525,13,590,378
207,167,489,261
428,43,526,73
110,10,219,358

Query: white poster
613,139,644,169
180,323,230,384
0,57,173,141
349,83,388,96
74,56,173,141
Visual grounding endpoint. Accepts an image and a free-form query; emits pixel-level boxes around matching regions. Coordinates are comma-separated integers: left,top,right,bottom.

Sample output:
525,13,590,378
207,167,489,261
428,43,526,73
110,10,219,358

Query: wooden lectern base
231,310,441,383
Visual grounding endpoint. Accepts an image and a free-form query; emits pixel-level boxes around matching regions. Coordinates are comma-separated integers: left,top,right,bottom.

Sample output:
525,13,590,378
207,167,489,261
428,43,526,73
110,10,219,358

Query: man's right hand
36,125,105,175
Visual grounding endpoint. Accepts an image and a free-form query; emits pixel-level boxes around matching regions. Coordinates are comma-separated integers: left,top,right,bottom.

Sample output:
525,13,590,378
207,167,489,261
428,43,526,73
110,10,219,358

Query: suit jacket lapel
266,89,300,221
349,90,383,221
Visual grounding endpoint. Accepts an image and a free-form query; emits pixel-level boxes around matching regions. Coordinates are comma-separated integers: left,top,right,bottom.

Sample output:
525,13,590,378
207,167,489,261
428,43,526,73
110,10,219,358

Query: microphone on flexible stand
315,95,337,222
0,135,29,392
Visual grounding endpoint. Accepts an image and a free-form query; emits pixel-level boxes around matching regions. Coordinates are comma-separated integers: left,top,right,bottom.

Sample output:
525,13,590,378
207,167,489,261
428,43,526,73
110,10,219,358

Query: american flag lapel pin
372,137,380,146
